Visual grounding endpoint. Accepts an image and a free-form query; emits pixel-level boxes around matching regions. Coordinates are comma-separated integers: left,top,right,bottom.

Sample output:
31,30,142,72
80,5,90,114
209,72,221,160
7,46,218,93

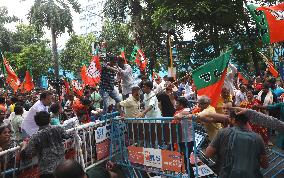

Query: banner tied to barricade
128,146,185,172
95,123,111,143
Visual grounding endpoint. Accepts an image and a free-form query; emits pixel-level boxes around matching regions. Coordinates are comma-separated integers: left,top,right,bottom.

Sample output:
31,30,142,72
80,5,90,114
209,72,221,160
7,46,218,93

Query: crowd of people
1,55,284,178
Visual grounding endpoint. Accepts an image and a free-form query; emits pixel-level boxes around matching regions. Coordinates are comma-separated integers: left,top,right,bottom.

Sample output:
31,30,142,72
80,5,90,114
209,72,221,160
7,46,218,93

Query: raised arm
245,109,284,133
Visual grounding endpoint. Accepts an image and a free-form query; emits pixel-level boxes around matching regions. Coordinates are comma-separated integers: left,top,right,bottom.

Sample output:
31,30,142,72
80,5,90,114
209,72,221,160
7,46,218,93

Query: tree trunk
51,26,60,95
51,26,59,80
129,0,143,47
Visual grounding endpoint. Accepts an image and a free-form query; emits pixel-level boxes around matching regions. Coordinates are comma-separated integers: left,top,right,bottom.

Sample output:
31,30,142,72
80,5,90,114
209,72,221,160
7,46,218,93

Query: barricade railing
262,148,284,178
0,112,119,178
109,116,216,178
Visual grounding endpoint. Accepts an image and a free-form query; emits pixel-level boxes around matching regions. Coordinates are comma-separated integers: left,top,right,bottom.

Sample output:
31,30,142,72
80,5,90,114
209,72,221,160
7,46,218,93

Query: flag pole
258,51,270,64
0,50,7,92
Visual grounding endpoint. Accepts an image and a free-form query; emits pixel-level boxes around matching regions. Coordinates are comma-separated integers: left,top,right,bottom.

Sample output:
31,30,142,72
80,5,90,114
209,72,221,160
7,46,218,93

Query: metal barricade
262,148,284,178
0,112,119,178
109,117,215,178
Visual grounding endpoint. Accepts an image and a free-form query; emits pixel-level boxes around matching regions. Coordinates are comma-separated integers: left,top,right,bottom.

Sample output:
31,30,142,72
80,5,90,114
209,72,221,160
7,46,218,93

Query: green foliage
28,0,81,81
100,21,135,58
5,24,52,81
104,0,167,74
104,0,282,75
11,42,52,81
28,0,80,36
59,34,96,73
0,6,18,52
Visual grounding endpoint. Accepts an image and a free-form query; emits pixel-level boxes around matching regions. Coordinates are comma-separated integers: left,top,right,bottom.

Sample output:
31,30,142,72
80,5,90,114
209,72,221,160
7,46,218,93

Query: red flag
120,48,127,64
81,65,90,85
71,80,83,97
63,79,70,95
23,70,34,92
257,3,284,43
135,48,147,71
3,59,21,92
152,72,160,81
237,72,249,85
81,55,101,86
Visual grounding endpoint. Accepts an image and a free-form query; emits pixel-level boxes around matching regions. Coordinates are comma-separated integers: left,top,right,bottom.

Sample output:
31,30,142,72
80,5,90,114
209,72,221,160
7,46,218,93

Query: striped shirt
100,64,116,92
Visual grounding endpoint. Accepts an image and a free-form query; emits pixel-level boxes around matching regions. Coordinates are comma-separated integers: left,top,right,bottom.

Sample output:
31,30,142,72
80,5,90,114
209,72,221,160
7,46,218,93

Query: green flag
192,50,232,107
246,4,270,44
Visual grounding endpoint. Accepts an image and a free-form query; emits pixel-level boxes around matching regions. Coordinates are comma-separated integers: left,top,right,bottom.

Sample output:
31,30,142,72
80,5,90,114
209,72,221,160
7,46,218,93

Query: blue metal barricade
262,148,284,178
109,117,215,178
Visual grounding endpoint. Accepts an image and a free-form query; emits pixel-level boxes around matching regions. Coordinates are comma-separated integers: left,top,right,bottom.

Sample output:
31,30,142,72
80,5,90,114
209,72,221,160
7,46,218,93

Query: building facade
78,0,105,36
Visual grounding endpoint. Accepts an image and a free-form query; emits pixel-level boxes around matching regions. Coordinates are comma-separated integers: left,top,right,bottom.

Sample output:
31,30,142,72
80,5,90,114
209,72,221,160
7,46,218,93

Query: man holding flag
117,56,134,100
99,55,121,114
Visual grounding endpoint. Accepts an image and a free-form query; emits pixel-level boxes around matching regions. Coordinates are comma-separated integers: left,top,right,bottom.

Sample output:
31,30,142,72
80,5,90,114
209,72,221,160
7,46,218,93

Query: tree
149,0,282,74
104,0,282,76
99,21,135,58
28,0,80,81
0,6,18,52
104,0,167,74
59,34,96,74
6,24,52,82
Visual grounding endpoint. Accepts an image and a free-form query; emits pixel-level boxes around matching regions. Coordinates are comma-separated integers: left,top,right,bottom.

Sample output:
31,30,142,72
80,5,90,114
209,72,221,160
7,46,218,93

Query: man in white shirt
138,81,161,118
117,57,134,100
21,91,53,137
184,82,196,100
153,77,165,95
235,85,248,106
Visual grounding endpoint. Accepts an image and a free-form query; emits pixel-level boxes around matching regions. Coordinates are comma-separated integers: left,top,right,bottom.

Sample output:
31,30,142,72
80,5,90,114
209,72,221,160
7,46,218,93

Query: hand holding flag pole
145,72,192,101
259,51,279,78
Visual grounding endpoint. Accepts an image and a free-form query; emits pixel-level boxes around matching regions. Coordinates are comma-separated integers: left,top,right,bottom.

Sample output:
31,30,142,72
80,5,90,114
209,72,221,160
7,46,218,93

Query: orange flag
71,80,83,97
81,55,101,86
3,59,21,92
23,70,34,92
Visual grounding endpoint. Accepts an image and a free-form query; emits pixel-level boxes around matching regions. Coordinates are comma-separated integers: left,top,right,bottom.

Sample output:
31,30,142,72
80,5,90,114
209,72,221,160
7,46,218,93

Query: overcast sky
0,0,239,47
1,0,81,48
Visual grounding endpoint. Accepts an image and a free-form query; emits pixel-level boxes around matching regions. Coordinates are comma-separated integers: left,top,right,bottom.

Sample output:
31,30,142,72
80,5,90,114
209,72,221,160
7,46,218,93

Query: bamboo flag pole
169,36,173,69
0,50,7,92
258,51,270,64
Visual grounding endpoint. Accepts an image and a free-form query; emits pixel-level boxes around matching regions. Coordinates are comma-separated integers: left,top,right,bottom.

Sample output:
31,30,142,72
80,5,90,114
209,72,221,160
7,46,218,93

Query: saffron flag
63,79,70,95
81,55,101,86
71,80,83,97
152,72,160,81
237,72,249,85
131,46,147,71
247,3,284,44
3,59,21,92
120,48,127,64
22,70,34,92
192,50,232,107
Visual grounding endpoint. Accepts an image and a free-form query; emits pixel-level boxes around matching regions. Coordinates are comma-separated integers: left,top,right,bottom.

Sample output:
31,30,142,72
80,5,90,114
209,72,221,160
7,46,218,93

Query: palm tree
28,0,80,82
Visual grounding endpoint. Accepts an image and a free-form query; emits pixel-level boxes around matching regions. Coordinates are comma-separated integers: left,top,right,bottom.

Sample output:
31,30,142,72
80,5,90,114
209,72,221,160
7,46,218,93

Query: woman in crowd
240,90,269,145
0,124,18,177
50,103,62,126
